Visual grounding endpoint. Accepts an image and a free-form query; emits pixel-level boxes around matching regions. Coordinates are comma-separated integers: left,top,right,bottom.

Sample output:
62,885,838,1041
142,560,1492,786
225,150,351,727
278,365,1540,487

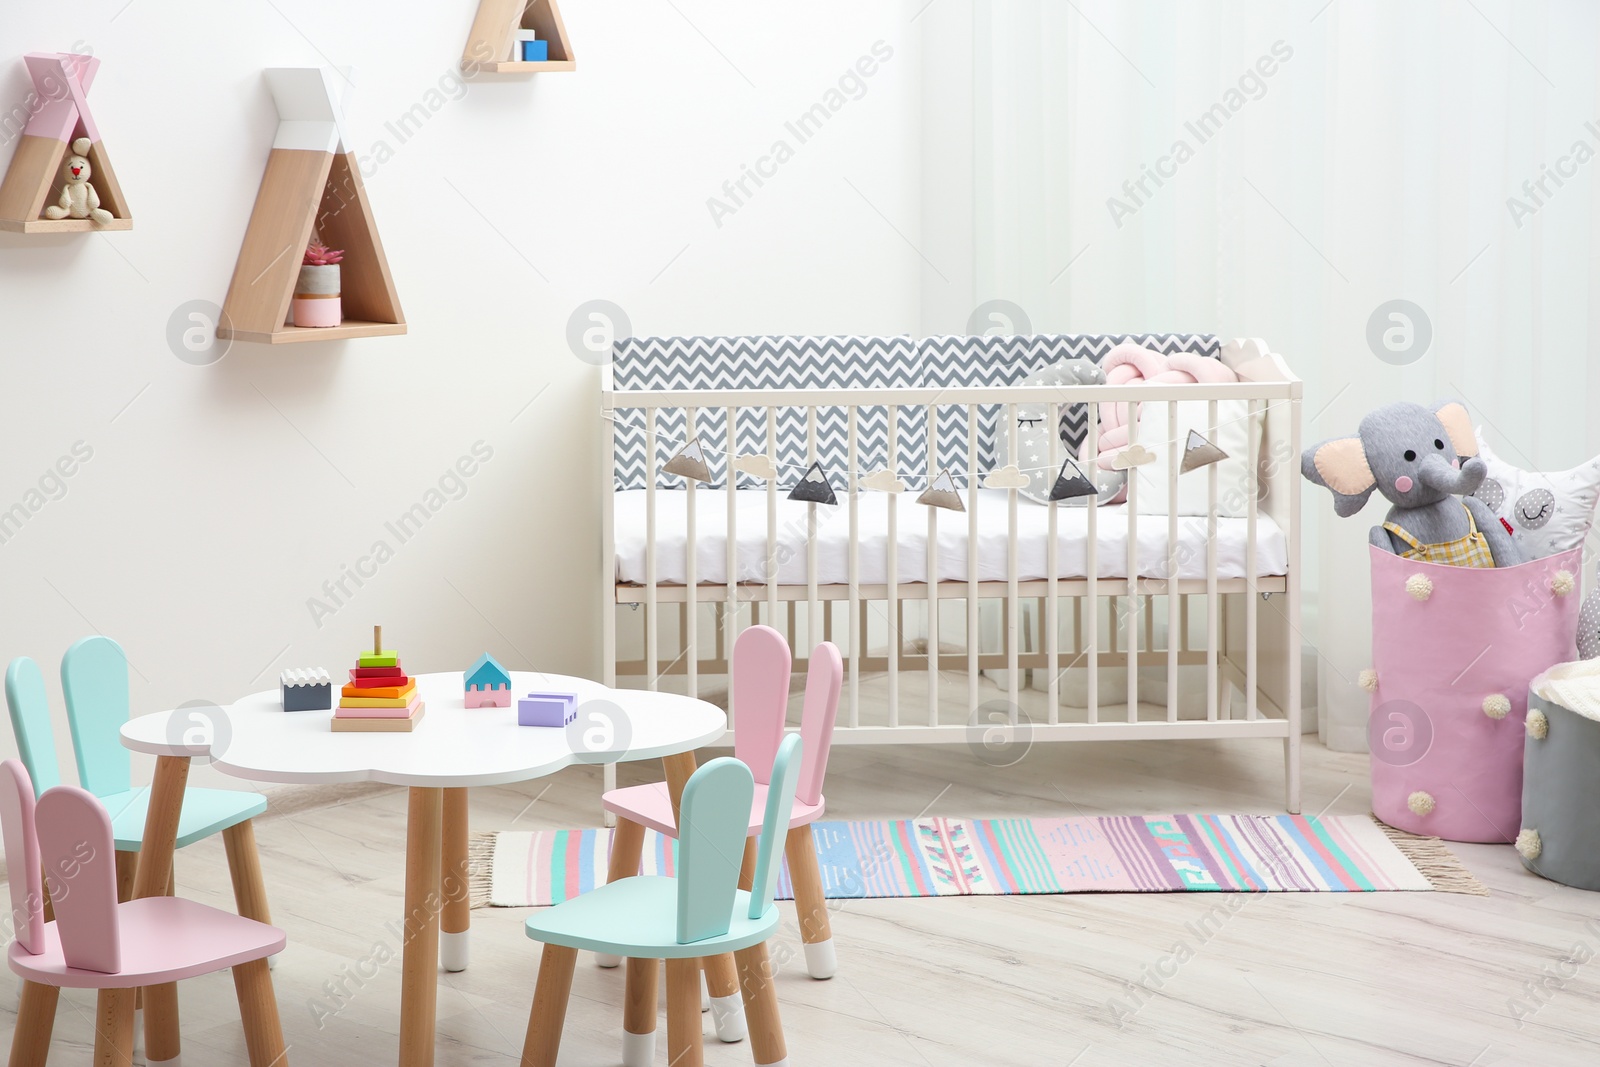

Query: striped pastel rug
471,814,1483,908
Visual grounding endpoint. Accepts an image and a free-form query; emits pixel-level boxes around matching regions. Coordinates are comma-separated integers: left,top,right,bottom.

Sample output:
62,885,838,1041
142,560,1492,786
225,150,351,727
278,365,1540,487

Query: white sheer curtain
920,0,1600,749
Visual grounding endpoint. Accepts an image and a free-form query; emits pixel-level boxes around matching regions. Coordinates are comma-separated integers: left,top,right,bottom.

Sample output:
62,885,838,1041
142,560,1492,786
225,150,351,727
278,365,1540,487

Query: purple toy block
518,691,577,727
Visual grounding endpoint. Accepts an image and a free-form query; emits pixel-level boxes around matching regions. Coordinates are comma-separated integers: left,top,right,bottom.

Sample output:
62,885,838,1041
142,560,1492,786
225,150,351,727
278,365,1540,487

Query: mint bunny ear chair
519,732,806,1067
1301,400,1522,567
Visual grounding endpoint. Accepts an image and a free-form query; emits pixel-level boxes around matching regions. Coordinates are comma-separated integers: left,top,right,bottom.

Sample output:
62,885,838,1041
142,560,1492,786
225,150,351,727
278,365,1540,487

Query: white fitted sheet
613,489,1288,585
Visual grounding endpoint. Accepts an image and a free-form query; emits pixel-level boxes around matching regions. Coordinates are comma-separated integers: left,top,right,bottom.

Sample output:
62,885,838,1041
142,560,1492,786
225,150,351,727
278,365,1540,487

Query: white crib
600,335,1304,812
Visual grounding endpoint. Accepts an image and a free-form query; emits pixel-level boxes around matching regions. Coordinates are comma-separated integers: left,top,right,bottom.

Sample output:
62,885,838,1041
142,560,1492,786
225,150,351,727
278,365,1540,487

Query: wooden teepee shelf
218,69,404,346
0,53,131,233
0,218,132,234
463,0,576,74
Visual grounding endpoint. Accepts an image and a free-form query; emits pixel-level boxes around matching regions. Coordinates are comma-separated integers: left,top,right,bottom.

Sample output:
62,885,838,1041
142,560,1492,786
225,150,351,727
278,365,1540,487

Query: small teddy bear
42,137,113,225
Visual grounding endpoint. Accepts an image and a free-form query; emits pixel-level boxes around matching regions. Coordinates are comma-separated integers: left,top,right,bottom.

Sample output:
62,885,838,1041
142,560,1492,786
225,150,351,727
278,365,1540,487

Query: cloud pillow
1472,433,1600,559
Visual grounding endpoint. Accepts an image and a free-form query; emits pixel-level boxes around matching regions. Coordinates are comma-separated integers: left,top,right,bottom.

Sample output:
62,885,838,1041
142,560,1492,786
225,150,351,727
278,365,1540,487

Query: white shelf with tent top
217,68,405,345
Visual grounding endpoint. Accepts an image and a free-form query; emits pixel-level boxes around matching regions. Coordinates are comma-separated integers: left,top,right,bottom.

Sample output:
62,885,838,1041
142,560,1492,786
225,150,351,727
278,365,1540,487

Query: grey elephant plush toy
1302,400,1523,567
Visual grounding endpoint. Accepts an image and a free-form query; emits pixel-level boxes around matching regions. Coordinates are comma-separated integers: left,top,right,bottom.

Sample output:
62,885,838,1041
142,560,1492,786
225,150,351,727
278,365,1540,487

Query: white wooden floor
4,731,1598,1066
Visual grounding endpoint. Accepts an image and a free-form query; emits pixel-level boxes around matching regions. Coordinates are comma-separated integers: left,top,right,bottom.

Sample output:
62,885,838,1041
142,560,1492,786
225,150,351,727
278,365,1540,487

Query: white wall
0,1,921,783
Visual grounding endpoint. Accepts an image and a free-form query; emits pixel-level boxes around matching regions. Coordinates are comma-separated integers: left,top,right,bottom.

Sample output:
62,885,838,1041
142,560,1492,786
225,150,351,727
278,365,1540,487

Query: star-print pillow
1472,433,1600,560
1004,357,1124,505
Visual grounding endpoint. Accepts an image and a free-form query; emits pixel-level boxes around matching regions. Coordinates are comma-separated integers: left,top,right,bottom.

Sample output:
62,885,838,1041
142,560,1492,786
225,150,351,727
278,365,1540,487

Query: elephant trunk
1417,454,1485,496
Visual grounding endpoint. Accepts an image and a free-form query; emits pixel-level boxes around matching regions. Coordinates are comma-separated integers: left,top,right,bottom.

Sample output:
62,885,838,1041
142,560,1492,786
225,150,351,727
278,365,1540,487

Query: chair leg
703,954,746,1042
738,837,758,891
596,818,646,968
142,984,180,1066
520,944,578,1067
232,958,287,1067
735,943,788,1067
784,825,836,979
113,851,142,1011
114,850,136,902
92,987,137,1067
441,788,471,973
222,819,278,966
8,981,59,1067
223,821,272,923
622,957,658,1067
665,957,704,1067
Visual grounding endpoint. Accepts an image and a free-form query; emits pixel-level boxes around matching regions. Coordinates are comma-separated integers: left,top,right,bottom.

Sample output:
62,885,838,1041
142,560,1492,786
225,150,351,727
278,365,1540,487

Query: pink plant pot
1368,546,1581,842
292,263,342,328
291,295,342,328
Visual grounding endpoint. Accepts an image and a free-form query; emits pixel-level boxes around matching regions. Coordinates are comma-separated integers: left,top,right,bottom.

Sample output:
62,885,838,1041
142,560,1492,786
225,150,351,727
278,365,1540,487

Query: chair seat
603,781,823,838
100,786,267,852
9,897,284,989
525,876,779,959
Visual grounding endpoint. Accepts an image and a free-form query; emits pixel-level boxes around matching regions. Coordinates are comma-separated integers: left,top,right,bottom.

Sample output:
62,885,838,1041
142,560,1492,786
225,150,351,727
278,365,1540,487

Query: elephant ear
1302,436,1378,517
1435,401,1476,457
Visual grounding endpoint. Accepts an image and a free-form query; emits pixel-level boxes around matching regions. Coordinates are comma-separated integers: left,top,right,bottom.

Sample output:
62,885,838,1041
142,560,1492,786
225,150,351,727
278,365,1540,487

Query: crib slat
887,406,899,727
1125,398,1138,725
1287,390,1304,813
1047,402,1060,726
766,409,778,624
1167,401,1178,723
848,405,861,729
1086,399,1099,725
1006,402,1019,722
966,406,979,721
1246,398,1260,721
726,406,739,668
685,406,698,699
646,408,659,693
602,388,619,798
926,403,939,728
1206,398,1220,721
807,406,820,655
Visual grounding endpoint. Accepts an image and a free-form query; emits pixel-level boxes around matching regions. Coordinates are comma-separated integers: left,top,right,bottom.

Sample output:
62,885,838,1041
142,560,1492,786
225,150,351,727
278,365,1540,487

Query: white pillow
1472,434,1600,559
1122,399,1259,516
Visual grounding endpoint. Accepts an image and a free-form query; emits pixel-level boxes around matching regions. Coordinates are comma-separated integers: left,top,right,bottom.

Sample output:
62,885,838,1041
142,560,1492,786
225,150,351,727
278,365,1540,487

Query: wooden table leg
133,755,188,1067
9,981,59,1067
401,787,443,1067
734,943,788,1067
92,987,137,1067
441,788,470,973
785,824,836,979
665,957,704,1067
622,957,658,1067
519,944,577,1067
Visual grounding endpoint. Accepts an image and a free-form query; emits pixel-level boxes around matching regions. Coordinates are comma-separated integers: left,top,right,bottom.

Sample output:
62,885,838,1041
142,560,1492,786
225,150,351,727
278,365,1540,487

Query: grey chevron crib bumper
609,333,1220,492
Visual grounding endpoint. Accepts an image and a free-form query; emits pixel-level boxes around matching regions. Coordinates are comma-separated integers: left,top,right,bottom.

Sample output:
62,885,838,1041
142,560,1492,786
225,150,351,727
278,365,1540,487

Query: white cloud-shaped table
121,671,727,1066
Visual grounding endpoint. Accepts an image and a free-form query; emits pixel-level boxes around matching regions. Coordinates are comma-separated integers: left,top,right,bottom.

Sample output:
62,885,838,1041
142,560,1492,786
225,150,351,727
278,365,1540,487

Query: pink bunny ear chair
0,759,289,1067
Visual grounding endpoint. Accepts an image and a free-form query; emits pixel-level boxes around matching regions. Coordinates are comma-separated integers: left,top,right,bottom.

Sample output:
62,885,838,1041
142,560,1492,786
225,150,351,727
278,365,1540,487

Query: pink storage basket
1367,545,1581,842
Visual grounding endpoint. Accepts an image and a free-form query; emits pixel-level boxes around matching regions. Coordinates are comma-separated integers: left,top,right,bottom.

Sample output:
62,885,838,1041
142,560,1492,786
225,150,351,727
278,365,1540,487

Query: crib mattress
613,489,1288,585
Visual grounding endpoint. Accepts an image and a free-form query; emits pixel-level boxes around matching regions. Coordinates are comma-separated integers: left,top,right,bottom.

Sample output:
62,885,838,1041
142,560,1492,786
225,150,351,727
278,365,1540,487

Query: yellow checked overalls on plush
1381,503,1496,568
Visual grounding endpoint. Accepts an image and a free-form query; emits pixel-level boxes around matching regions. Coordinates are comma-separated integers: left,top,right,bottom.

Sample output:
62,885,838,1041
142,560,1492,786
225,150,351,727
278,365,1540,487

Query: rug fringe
469,831,499,909
1371,816,1490,896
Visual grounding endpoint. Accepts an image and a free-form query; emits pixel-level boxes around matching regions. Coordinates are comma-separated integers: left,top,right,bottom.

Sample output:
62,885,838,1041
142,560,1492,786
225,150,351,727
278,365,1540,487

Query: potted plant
293,242,344,328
